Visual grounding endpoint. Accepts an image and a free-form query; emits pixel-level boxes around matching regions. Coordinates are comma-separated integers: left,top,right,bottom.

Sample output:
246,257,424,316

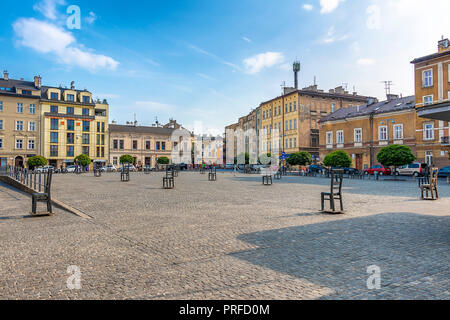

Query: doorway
15,156,24,168
355,154,363,171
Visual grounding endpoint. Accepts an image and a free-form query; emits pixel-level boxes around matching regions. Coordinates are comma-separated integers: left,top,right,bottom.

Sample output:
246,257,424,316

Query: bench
420,168,439,200
31,169,53,216
321,170,344,213
163,170,174,189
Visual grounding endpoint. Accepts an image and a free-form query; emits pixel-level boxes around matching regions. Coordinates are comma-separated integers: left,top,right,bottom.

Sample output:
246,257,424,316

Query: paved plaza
0,171,449,300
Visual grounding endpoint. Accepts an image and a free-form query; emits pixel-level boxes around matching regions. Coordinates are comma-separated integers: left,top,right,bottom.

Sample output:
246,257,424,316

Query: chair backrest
430,168,439,186
45,169,53,195
330,170,343,194
166,170,173,178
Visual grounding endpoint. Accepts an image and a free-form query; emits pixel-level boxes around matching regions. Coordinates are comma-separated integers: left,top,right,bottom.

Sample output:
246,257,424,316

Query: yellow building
39,83,109,169
259,84,371,161
411,38,450,168
319,96,416,170
0,72,41,168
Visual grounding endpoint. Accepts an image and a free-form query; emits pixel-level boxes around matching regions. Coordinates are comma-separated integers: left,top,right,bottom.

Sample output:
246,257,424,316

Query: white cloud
366,4,381,30
33,0,65,20
302,4,314,11
243,52,285,74
242,37,252,43
279,63,291,71
86,12,97,25
320,0,345,14
357,58,375,66
13,18,118,71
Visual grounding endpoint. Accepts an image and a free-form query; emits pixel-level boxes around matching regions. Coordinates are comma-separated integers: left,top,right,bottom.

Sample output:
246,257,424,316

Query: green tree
287,152,312,166
323,150,352,168
27,156,47,170
157,157,170,165
75,154,91,167
120,155,134,164
377,145,416,179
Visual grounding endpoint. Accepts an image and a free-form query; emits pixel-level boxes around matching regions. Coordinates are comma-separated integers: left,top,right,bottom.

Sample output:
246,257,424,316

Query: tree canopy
323,150,352,168
157,157,170,165
27,156,47,169
120,155,134,164
377,145,416,168
75,154,91,167
287,152,312,166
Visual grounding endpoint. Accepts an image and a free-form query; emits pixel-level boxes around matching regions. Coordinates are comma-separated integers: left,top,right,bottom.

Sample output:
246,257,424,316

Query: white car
101,164,117,172
35,166,55,173
66,165,77,173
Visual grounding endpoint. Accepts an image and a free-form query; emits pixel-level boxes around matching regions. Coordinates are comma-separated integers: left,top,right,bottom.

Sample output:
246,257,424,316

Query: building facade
259,85,372,162
411,38,450,168
319,96,416,170
0,72,41,167
109,122,182,167
39,85,109,169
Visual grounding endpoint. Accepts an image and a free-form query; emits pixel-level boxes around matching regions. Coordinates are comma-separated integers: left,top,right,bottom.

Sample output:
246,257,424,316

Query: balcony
441,136,450,146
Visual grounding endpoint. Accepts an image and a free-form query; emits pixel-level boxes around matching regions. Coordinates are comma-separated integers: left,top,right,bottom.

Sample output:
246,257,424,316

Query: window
424,123,434,140
278,106,281,115
393,124,403,140
67,146,74,157
97,122,101,133
285,104,288,113
51,92,58,100
67,120,75,131
50,105,58,113
423,95,433,106
82,134,90,145
50,145,58,157
22,90,32,95
50,132,58,143
28,121,36,131
0,119,3,130
337,130,344,144
354,128,362,143
285,121,288,131
289,139,292,148
146,141,151,150
422,69,433,88
67,94,75,102
50,118,59,130
29,104,36,114
113,139,118,149
289,103,292,112
67,133,75,144
294,101,297,111
101,135,105,146
326,132,333,145
102,122,105,133
331,103,336,113
28,140,35,150
17,103,23,113
16,139,23,149
82,146,89,155
82,121,90,132
294,137,297,148
294,119,297,130
162,142,166,150
133,140,138,150
0,138,2,148
67,107,74,115
16,121,24,131
83,96,90,103
113,157,118,165
425,151,433,166
0,101,3,111
119,140,124,150
289,120,292,130
379,126,388,141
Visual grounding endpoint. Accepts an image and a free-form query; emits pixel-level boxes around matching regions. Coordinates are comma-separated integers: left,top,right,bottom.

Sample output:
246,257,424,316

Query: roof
109,124,179,135
411,50,450,64
319,95,415,123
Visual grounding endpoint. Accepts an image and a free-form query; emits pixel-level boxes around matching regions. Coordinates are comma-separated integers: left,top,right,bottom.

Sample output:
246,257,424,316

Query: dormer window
51,92,58,100
22,90,31,95
67,94,75,102
82,96,90,103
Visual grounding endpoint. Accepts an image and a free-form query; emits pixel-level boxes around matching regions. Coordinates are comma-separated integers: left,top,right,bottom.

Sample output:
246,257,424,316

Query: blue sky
1,0,450,134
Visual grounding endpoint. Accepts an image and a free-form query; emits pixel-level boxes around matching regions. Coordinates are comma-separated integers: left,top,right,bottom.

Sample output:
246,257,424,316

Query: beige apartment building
109,120,186,167
319,95,416,170
0,71,41,167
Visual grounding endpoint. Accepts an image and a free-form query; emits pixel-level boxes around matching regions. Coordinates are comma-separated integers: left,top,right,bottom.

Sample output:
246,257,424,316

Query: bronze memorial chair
321,169,344,213
420,168,439,200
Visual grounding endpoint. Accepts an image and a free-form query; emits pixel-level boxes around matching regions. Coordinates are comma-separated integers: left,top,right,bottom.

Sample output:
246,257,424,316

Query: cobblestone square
0,172,449,300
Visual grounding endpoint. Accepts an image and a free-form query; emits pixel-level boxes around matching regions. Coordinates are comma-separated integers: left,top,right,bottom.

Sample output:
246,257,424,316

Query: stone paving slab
0,173,448,300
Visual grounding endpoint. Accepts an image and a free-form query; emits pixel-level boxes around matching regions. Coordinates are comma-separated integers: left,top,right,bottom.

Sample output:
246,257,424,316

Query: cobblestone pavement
0,172,449,300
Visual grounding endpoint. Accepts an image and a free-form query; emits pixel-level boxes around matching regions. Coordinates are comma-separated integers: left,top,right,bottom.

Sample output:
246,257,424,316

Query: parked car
309,165,327,173
66,165,77,173
177,163,188,171
35,166,55,173
438,166,450,178
101,164,117,172
118,165,136,172
342,167,361,175
394,163,428,177
364,165,392,176
225,164,235,170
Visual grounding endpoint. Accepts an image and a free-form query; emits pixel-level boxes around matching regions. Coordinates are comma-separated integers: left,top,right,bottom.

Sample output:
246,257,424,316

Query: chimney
34,75,42,88
438,37,450,53
335,86,345,94
70,81,75,90
293,61,300,89
3,70,8,80
386,93,399,101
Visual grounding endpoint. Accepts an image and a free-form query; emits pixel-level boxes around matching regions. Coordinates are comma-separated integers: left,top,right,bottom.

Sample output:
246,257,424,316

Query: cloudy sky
1,0,450,134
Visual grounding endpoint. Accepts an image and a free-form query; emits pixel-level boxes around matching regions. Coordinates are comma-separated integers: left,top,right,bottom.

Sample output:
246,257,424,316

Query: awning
417,101,450,121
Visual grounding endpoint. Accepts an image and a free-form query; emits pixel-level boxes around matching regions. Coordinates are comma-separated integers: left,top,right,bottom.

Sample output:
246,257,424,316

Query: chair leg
339,196,343,211
32,197,37,214
330,198,335,212
435,187,439,199
47,198,52,214
321,194,324,211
